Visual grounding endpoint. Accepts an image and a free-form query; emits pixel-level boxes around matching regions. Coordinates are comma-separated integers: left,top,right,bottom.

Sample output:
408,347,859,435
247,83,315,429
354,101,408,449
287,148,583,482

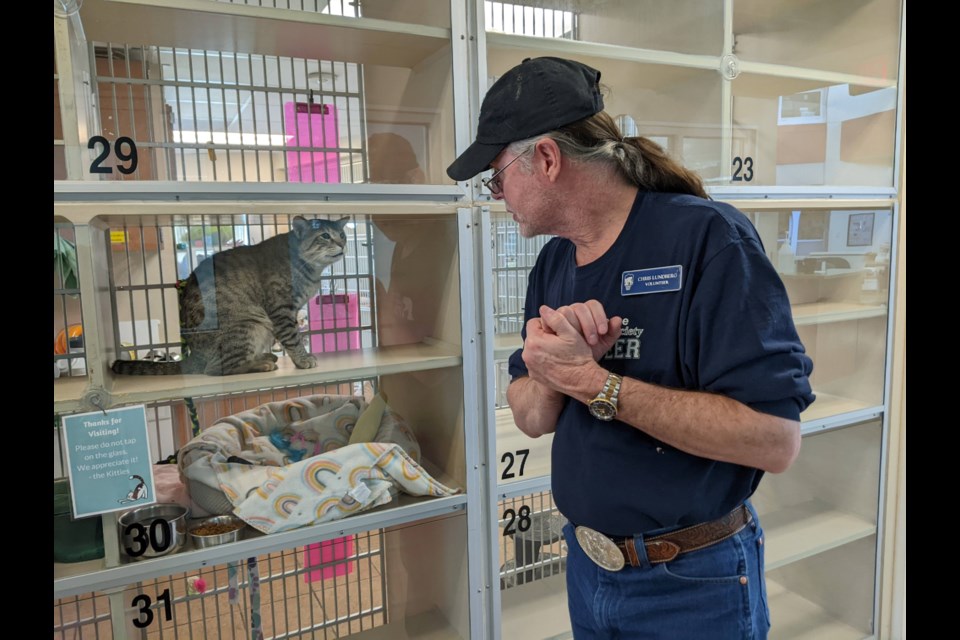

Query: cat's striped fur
112,216,348,376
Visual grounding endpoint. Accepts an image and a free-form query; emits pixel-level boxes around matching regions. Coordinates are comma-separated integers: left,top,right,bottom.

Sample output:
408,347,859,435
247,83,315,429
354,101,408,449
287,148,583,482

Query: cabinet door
66,0,457,185
53,206,473,640
742,204,894,421
751,419,883,639
491,213,554,484
498,488,571,640
728,0,902,188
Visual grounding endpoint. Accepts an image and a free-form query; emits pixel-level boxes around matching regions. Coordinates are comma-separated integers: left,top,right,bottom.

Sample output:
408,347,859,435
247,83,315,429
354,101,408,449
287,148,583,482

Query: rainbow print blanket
214,441,458,534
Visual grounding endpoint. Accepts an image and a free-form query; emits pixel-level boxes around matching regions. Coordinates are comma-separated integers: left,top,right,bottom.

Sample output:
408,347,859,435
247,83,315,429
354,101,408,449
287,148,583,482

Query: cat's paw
292,354,318,369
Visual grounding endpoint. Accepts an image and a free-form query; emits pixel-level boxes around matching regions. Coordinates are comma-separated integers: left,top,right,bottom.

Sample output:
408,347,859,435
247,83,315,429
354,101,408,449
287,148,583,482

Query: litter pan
54,479,105,563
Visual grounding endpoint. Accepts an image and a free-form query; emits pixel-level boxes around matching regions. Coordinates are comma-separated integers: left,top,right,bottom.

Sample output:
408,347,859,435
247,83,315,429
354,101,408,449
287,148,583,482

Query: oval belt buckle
575,526,625,572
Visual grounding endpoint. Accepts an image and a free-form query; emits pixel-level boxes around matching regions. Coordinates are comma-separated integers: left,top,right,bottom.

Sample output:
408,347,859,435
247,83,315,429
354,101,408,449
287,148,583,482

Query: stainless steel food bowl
118,503,189,560
188,515,247,549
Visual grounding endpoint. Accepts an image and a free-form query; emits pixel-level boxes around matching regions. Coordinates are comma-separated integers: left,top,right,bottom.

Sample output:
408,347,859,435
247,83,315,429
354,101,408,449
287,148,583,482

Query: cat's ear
336,216,351,229
291,216,310,236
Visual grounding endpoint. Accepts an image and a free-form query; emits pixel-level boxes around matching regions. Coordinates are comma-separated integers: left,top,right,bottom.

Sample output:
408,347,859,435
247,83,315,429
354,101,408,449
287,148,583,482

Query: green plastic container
54,479,105,563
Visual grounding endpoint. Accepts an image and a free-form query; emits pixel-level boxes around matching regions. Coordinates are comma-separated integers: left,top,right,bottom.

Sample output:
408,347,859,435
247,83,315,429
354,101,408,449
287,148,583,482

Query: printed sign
62,405,155,518
621,265,683,296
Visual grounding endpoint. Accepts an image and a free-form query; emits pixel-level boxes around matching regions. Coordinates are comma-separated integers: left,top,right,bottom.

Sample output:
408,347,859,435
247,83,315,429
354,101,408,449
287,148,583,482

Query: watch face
589,399,617,421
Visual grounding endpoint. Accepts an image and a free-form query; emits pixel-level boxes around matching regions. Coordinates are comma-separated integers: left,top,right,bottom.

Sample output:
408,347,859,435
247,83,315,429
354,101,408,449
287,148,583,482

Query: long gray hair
507,111,708,199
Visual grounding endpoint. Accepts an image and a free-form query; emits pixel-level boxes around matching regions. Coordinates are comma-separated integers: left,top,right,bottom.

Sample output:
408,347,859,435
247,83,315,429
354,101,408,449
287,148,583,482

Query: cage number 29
88,135,139,175
131,589,172,628
500,449,530,480
123,518,173,557
731,156,754,182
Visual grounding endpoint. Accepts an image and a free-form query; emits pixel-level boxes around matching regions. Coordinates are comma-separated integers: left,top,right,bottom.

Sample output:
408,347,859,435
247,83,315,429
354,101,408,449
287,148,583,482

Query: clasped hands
520,301,622,396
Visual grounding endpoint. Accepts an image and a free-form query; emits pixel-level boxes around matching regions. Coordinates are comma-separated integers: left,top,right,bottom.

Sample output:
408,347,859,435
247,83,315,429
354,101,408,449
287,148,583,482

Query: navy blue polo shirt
508,190,815,537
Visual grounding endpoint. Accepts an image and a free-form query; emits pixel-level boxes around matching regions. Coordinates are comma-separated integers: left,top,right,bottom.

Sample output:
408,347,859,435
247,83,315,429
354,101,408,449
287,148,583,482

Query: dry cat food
191,521,242,536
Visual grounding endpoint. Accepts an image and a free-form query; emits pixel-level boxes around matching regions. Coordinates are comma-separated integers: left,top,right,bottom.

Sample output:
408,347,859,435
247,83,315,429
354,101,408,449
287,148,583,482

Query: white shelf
760,500,876,571
101,341,461,409
54,376,89,414
496,407,553,484
494,332,522,361
734,66,895,99
791,302,887,326
487,32,716,72
767,579,868,640
501,574,571,640
53,491,466,599
800,393,873,423
80,0,451,69
486,33,893,96
349,608,461,639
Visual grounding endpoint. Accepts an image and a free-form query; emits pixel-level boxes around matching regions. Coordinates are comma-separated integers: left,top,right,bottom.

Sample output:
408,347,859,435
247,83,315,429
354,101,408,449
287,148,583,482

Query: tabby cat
112,216,349,376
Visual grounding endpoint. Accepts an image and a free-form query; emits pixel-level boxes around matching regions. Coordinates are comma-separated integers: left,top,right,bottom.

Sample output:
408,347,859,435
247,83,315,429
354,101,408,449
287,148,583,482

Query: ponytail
508,112,708,199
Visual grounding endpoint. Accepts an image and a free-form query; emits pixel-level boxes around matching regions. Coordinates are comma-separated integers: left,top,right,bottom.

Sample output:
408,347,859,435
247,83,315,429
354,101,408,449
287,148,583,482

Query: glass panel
54,224,86,380
752,420,881,639
215,0,452,29
99,212,460,369
59,520,474,640
744,206,893,420
491,213,553,483
53,592,114,638
486,52,723,184
730,79,898,187
54,51,67,180
84,36,453,183
485,0,723,55
499,490,570,639
734,0,902,79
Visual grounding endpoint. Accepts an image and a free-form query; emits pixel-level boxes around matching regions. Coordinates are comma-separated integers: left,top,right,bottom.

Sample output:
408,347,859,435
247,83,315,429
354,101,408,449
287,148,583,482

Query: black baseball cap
446,57,604,181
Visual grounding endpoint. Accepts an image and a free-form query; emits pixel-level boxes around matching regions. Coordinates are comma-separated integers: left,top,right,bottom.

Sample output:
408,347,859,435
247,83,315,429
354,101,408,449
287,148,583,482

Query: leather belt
575,504,752,572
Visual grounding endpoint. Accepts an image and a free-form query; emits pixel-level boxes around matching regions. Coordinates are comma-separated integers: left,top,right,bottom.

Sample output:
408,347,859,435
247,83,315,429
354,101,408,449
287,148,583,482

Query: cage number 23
88,135,139,175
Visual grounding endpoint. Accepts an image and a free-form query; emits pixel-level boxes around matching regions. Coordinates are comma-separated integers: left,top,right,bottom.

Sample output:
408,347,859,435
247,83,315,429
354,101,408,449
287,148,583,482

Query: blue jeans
563,503,770,639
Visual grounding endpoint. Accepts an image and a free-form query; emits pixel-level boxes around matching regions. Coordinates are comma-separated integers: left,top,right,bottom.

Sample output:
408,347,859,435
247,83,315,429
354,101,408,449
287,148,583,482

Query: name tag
621,265,683,296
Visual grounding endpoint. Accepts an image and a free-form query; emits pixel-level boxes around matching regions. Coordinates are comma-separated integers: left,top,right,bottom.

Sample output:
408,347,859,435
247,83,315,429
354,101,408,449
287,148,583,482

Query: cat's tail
111,359,188,375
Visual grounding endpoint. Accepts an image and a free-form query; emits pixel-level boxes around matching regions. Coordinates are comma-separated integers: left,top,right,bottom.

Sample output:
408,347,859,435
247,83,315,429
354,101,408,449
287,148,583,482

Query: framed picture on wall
847,212,875,247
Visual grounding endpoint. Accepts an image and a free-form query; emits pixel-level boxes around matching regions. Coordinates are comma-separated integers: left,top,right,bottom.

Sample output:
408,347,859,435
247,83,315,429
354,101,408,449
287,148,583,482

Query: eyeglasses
482,152,525,195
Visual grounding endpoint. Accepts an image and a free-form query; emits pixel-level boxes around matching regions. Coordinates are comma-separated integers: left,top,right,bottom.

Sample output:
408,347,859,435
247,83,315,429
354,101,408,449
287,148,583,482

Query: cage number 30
500,449,530,480
88,135,139,175
131,588,172,628
123,518,173,557
503,505,532,536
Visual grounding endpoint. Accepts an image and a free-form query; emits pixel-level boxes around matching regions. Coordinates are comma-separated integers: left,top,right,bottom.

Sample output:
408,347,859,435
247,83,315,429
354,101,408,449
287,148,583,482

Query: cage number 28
131,589,172,628
88,135,139,175
502,505,532,536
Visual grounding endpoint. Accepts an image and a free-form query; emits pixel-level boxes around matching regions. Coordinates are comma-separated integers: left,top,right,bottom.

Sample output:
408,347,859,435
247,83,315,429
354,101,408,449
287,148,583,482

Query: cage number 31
131,588,172,628
88,135,139,175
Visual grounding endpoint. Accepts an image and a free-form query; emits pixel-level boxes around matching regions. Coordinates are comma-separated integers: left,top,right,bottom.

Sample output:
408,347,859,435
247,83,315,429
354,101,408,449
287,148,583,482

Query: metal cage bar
498,490,567,590
88,43,367,184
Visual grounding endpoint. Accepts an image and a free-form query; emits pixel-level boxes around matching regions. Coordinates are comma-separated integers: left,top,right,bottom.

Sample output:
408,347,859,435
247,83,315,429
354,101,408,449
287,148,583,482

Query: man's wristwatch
588,372,623,421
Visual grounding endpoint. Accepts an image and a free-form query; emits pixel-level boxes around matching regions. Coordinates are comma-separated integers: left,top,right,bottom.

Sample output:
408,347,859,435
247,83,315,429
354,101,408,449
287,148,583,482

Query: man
447,57,814,639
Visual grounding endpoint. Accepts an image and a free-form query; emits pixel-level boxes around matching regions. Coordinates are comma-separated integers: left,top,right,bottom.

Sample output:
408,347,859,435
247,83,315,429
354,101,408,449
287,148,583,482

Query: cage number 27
500,449,530,480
